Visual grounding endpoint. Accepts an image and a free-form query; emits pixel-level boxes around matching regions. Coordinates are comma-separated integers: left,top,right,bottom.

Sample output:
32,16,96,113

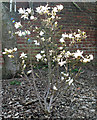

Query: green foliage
71,68,83,72
10,80,21,85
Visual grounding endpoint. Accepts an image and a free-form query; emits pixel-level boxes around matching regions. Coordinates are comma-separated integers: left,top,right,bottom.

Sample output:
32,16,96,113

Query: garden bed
2,63,97,119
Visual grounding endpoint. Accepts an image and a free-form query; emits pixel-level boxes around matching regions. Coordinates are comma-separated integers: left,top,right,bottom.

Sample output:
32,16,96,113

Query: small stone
90,109,95,112
8,111,11,114
14,112,19,116
25,97,29,101
34,110,37,113
9,101,13,105
25,109,31,113
13,116,19,118
79,99,83,101
81,106,88,109
62,105,64,108
17,105,22,108
6,115,11,118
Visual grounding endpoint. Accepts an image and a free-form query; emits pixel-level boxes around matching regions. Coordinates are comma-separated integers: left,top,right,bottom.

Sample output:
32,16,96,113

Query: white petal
53,85,58,90
27,70,32,74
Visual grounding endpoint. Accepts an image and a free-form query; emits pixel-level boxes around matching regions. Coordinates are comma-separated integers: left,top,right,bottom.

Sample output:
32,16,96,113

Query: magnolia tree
3,4,93,114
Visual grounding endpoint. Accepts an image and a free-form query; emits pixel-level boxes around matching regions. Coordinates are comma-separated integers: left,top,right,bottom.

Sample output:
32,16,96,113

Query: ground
2,62,97,119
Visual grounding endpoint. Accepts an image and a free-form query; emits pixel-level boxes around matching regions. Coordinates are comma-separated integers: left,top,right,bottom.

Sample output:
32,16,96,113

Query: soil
1,63,97,119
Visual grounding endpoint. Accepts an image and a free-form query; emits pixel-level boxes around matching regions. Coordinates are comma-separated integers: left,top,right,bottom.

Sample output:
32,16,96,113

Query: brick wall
1,2,97,73
14,2,96,59
1,2,96,78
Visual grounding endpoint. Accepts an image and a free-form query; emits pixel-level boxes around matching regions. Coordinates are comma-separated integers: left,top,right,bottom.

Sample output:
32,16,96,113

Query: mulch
1,63,97,119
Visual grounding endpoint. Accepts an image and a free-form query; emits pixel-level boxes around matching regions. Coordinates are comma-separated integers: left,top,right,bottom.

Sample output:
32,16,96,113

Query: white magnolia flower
34,40,40,45
30,16,35,20
15,30,30,36
15,31,19,35
27,70,32,74
41,37,45,41
36,4,50,15
51,15,55,19
73,50,83,58
35,42,40,45
16,31,23,36
26,8,31,13
53,85,58,90
59,47,63,50
15,31,22,36
13,48,17,51
8,49,13,53
60,38,64,43
21,12,29,20
61,72,64,74
64,73,69,76
40,31,44,36
21,15,28,20
74,34,81,38
5,48,9,52
58,60,66,66
66,77,73,85
3,48,17,54
68,34,73,39
8,55,14,58
78,29,81,33
82,31,86,35
43,54,46,57
62,33,69,38
52,7,58,13
49,50,54,56
25,30,31,35
68,78,73,85
36,53,42,60
18,8,25,14
36,6,42,14
57,54,62,62
43,4,50,14
18,31,23,36
44,58,47,62
15,22,22,29
23,64,26,69
61,76,64,81
61,72,69,77
34,40,37,43
82,58,90,63
2,52,6,54
57,58,60,62
89,54,93,60
65,51,72,58
56,5,63,11
22,32,26,36
41,50,45,53
22,60,25,65
55,21,58,26
55,21,57,24
57,54,62,60
35,26,38,29
20,52,27,59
